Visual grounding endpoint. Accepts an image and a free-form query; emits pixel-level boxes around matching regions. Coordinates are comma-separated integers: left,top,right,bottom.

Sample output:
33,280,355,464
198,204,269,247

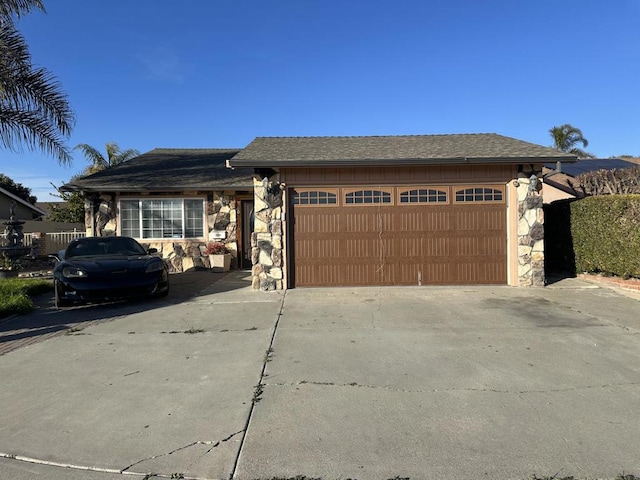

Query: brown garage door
291,185,507,287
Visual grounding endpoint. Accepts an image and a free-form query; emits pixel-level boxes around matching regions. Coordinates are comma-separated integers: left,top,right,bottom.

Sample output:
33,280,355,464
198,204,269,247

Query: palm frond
549,124,589,154
0,107,72,163
0,19,74,164
0,0,45,19
114,148,140,164
74,143,107,170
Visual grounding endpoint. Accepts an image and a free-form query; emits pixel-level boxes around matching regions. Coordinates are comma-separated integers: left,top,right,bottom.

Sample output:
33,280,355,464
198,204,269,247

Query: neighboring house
63,134,577,288
0,186,46,223
61,148,255,272
542,158,639,204
33,202,85,233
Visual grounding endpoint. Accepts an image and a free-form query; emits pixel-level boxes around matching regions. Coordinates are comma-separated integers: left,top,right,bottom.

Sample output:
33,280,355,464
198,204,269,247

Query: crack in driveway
265,379,640,395
0,430,244,479
121,430,245,473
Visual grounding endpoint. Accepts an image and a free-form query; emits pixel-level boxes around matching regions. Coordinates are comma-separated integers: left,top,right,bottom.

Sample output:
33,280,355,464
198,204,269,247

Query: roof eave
60,184,255,193
230,155,578,168
0,186,47,216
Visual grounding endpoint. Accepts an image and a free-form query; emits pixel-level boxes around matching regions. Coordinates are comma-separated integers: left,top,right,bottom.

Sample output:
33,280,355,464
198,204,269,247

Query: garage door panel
455,236,506,256
292,186,506,286
399,209,451,231
295,208,340,233
345,263,395,285
454,207,505,231
295,238,341,260
399,236,451,257
295,264,344,287
456,262,506,284
343,210,394,232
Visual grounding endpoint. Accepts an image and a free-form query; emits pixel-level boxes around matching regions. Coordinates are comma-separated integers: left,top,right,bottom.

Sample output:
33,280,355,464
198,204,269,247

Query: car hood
57,255,158,272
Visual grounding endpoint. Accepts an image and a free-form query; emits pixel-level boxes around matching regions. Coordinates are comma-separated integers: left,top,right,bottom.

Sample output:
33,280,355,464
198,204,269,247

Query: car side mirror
49,249,65,265
147,247,159,255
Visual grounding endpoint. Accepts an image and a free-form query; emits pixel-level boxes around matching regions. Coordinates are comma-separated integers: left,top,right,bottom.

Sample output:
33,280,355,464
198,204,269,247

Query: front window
120,198,205,239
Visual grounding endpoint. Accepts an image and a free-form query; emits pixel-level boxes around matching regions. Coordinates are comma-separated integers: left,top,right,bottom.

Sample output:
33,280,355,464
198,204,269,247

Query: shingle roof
0,186,47,216
229,133,577,167
62,148,254,193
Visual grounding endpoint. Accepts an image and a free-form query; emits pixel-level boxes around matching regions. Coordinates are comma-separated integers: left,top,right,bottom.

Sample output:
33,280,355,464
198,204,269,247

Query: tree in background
575,166,640,196
75,142,139,175
549,124,592,158
0,173,36,204
0,0,75,164
48,180,84,223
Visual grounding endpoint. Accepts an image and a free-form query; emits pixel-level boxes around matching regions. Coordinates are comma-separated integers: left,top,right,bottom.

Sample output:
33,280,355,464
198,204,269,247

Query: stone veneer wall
516,173,545,286
85,192,239,273
251,176,284,290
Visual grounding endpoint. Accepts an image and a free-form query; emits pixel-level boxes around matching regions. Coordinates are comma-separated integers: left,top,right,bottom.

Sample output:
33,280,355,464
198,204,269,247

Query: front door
240,200,254,269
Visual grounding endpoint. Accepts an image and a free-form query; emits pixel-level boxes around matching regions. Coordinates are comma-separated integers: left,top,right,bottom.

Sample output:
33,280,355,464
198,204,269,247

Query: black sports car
53,236,170,308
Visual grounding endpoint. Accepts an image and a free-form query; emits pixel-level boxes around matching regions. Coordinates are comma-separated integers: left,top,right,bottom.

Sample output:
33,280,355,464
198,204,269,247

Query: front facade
66,134,576,288
63,149,256,272
231,134,576,289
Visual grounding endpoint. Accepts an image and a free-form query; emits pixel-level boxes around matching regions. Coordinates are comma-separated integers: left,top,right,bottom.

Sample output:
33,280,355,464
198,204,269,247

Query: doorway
240,200,254,269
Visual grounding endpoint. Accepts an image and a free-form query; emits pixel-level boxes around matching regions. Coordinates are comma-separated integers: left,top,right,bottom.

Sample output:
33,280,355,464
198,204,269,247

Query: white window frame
118,197,206,240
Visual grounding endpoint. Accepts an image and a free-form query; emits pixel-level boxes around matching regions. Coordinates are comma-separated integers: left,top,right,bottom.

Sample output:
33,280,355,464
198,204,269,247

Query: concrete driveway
1,272,640,479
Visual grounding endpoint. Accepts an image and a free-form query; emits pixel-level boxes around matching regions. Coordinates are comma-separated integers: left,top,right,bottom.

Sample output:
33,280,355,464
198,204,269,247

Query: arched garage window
344,189,393,205
291,189,338,205
399,188,448,204
454,187,504,203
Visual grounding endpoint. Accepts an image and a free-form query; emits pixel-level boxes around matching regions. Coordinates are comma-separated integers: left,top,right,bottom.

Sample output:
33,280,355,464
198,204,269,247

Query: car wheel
153,282,170,298
54,280,70,308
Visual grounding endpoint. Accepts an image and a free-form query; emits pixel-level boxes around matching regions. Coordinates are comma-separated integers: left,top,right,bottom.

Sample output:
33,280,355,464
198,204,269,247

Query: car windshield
66,237,147,258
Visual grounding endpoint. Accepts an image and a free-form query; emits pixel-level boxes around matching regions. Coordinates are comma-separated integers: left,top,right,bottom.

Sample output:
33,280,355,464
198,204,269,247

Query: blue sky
3,0,640,202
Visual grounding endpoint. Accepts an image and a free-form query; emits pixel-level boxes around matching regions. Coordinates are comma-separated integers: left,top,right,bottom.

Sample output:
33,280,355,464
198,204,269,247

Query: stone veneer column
516,174,545,286
251,176,284,290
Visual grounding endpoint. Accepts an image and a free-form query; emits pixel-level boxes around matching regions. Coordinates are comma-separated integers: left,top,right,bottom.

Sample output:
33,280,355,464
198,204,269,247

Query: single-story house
63,134,577,288
542,158,639,204
1,186,46,223
62,148,255,272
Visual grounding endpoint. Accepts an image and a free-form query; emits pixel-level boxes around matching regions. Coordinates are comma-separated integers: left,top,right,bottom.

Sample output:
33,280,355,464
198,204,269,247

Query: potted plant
0,252,21,279
204,242,231,272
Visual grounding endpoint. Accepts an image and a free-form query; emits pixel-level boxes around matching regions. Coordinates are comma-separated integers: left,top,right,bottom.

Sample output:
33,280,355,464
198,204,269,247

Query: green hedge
571,195,640,279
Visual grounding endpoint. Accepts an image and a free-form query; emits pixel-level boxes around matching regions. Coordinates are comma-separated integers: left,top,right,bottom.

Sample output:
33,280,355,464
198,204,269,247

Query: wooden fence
0,230,85,255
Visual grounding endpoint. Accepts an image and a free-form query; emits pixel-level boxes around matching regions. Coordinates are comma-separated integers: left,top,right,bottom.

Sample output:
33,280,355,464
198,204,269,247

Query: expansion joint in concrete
229,289,287,479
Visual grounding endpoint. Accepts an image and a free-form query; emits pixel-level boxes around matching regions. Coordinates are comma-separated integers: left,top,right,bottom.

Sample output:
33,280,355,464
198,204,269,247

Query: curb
578,273,640,292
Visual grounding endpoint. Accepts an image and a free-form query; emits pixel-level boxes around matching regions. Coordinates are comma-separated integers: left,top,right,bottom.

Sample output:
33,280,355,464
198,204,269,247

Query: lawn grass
0,278,53,318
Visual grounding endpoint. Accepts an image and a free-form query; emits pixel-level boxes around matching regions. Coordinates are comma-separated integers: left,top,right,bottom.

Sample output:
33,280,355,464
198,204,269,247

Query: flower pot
209,254,231,272
0,270,19,279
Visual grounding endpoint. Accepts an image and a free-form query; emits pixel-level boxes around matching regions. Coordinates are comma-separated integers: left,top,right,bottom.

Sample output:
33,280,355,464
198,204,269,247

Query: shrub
571,195,640,279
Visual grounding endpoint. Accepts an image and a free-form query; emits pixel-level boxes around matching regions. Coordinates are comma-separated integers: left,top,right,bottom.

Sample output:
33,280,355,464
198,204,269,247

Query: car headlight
62,266,88,278
145,261,164,273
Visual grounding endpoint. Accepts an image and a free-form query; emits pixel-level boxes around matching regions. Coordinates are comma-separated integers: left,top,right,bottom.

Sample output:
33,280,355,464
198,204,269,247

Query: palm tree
75,142,140,174
549,124,591,158
0,0,75,164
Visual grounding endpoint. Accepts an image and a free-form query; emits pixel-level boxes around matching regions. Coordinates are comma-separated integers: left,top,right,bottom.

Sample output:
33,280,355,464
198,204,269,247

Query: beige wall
542,182,576,204
0,196,42,222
